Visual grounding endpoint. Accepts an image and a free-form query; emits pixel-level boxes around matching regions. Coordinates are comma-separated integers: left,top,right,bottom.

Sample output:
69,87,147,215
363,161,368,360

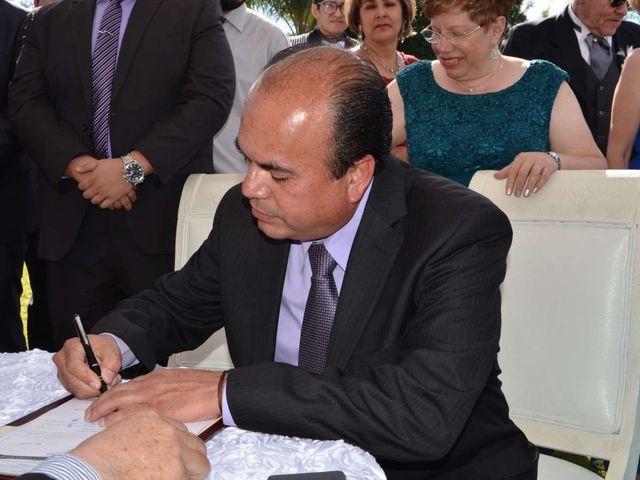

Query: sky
1,0,576,25
525,0,569,20
5,0,635,33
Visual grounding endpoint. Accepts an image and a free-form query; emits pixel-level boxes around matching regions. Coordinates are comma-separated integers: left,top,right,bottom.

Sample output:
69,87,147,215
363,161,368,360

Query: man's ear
311,3,320,19
346,154,375,204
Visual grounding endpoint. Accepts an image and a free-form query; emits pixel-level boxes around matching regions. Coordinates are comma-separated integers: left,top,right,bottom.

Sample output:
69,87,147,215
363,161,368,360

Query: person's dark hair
258,47,391,178
220,0,246,12
346,0,416,41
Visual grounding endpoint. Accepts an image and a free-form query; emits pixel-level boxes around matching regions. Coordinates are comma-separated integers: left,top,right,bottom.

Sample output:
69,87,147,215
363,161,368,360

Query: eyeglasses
421,24,483,44
316,1,346,15
610,0,629,7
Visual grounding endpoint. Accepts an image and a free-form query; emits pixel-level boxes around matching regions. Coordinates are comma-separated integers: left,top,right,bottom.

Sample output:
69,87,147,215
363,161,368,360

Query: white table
0,350,385,479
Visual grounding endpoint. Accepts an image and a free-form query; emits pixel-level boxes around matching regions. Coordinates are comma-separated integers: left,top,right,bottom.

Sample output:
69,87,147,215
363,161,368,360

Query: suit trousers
47,205,173,350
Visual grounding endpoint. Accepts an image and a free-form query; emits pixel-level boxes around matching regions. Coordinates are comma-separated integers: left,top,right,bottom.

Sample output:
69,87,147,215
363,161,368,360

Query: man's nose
241,164,268,199
614,1,629,13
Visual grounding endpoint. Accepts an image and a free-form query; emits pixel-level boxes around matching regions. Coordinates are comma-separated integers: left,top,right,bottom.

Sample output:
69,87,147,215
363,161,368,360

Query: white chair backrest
168,173,244,371
469,170,640,479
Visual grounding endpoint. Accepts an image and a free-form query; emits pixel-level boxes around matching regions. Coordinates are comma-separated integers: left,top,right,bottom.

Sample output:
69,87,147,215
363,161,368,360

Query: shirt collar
568,5,612,45
296,180,373,273
224,3,249,33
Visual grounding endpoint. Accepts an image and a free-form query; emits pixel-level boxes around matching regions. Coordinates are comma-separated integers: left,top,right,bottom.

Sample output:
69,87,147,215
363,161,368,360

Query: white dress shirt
213,4,289,173
568,5,613,66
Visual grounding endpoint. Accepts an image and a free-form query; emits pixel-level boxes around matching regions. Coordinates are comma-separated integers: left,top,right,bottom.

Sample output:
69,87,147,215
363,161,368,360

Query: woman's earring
490,48,498,60
358,28,363,42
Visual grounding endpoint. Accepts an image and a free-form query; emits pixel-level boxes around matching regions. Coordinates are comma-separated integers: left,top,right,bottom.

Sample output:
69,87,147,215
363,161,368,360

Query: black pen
72,314,108,394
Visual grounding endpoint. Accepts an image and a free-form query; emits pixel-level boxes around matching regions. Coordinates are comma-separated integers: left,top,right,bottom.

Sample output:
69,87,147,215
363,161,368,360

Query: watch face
124,162,144,183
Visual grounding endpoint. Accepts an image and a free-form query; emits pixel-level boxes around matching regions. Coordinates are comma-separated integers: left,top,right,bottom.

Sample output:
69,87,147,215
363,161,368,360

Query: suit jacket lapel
612,30,634,70
246,235,290,364
326,158,406,369
111,0,163,100
70,0,95,110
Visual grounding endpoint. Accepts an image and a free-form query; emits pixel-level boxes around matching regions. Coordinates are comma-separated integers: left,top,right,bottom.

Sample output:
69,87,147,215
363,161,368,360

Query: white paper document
0,398,102,460
0,398,219,462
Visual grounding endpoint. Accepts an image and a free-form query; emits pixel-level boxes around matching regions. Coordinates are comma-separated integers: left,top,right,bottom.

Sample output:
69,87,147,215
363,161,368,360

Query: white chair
168,173,244,371
469,170,640,480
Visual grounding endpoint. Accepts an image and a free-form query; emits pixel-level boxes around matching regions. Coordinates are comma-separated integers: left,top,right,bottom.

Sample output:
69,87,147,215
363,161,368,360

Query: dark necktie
586,34,612,81
90,0,122,159
298,242,339,374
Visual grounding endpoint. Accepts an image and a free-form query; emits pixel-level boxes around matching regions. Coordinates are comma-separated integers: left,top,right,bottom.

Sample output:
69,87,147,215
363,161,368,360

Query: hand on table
85,368,223,426
71,408,210,480
494,151,559,197
53,335,122,398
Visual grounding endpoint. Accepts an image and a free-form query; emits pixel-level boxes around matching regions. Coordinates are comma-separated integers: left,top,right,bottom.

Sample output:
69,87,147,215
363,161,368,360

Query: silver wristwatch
121,153,145,186
546,151,561,170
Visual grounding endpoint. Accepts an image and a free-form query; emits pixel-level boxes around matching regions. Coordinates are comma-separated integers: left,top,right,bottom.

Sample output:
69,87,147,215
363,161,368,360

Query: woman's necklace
361,43,402,75
453,57,504,93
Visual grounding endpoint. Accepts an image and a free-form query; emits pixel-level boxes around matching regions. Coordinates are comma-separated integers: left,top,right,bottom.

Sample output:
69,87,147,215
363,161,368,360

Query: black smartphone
267,472,346,480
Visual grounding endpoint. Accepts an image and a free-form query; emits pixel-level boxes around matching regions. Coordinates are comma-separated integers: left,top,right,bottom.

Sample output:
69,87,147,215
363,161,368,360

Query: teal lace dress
396,60,568,185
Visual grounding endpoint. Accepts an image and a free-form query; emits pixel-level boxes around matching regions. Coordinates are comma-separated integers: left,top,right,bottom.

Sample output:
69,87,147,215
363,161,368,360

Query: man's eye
272,176,289,183
450,31,466,38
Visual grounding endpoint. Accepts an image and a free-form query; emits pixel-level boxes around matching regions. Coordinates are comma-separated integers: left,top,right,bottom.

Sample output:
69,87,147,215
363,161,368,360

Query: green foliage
20,266,30,347
509,0,532,26
248,0,314,35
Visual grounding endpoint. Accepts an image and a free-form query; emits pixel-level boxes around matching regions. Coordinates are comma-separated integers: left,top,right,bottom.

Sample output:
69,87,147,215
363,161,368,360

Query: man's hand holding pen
53,334,122,399
54,333,224,426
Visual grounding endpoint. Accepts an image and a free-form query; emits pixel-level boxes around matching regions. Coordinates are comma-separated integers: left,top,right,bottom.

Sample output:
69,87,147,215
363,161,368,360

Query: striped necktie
298,242,339,374
90,0,122,159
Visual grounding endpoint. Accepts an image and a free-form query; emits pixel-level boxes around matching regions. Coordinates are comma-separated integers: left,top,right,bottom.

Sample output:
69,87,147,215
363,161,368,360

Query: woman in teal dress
387,0,606,196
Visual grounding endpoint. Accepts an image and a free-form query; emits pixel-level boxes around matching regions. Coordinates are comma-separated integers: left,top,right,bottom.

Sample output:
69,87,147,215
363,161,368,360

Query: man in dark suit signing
503,0,640,155
9,0,235,349
54,47,538,479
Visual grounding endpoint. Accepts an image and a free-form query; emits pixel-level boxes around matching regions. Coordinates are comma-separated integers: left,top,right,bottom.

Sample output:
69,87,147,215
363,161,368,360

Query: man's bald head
245,47,392,178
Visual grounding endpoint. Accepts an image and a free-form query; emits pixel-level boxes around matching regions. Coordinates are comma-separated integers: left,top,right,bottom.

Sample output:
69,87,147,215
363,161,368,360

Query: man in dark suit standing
9,0,235,349
0,0,36,353
503,0,640,155
54,47,537,479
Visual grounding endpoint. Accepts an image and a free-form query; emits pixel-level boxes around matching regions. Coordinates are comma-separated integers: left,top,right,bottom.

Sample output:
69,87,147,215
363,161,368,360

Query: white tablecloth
0,350,385,479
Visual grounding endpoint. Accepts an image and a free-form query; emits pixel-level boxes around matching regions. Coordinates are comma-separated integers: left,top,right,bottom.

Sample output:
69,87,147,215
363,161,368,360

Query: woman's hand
494,151,559,197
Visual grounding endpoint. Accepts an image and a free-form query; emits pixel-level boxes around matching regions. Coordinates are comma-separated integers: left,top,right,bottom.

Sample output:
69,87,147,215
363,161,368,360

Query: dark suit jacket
503,6,640,153
8,0,235,260
289,27,358,48
0,0,37,243
95,157,537,479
